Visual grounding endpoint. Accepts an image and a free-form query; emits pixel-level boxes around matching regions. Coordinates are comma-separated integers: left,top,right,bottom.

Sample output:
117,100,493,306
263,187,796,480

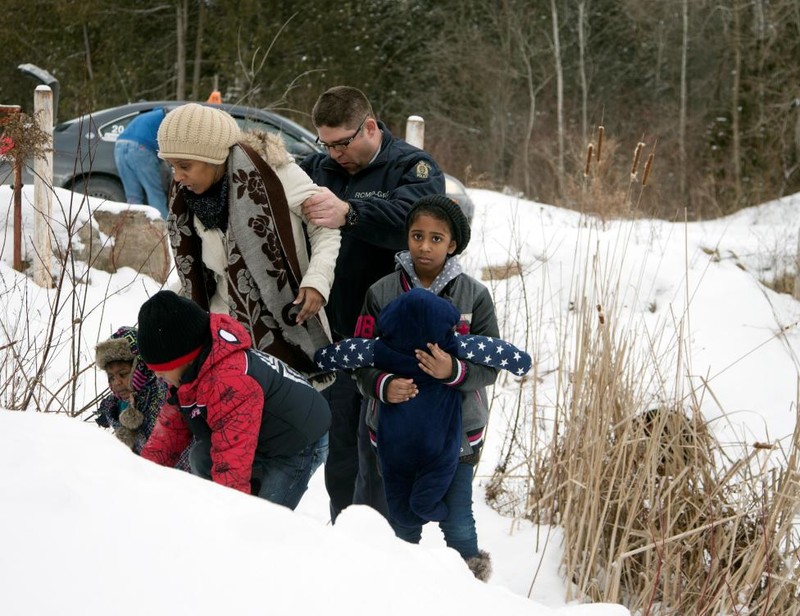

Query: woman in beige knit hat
156,103,340,382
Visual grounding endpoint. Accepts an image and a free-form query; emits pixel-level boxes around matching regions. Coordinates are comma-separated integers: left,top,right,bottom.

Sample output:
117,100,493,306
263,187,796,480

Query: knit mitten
114,426,137,449
119,404,144,430
465,550,492,582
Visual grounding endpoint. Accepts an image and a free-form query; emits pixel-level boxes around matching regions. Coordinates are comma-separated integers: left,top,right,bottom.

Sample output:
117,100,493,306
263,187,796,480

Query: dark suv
2,100,473,220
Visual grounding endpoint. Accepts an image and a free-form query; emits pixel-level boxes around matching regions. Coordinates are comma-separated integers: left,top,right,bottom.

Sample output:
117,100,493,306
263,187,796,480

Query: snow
464,188,799,452
0,183,798,615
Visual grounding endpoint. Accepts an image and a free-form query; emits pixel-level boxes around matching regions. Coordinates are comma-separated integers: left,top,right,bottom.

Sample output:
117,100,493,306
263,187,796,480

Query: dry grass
481,261,523,281
768,272,795,296
489,264,800,614
0,110,51,164
485,128,800,614
542,308,799,613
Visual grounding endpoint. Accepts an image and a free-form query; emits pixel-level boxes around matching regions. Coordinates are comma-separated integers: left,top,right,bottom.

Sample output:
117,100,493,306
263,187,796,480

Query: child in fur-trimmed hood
95,326,190,470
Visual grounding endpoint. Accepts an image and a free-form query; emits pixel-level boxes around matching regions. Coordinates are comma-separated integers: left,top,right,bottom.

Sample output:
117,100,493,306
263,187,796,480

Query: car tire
70,176,126,202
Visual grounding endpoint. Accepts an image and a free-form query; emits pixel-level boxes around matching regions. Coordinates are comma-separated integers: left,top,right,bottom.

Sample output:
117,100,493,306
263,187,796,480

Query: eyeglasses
315,116,369,152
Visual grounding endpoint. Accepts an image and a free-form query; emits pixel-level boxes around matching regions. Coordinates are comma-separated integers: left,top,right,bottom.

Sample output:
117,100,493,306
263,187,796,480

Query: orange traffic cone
207,91,222,104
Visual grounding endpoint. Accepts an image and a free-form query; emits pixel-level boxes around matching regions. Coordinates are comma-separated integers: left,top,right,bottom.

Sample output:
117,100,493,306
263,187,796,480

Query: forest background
1,0,799,221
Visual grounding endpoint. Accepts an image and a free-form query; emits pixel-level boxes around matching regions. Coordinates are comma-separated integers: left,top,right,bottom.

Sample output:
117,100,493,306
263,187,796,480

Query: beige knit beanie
157,103,241,164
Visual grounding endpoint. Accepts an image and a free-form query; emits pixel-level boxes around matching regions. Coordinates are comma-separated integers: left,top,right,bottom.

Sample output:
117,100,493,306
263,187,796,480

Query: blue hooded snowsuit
314,288,531,527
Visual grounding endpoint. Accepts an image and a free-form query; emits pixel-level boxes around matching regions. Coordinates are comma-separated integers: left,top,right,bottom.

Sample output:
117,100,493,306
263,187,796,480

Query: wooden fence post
405,115,425,149
794,232,800,301
33,85,53,288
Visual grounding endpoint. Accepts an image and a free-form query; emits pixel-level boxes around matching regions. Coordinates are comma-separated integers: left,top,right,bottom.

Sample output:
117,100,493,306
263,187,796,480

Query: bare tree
730,0,743,205
515,24,550,198
577,0,589,146
679,0,689,201
190,0,206,101
175,0,188,100
2,0,800,218
551,0,565,192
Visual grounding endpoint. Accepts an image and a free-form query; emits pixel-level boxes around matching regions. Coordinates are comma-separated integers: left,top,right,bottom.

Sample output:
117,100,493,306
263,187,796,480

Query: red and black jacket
141,313,330,494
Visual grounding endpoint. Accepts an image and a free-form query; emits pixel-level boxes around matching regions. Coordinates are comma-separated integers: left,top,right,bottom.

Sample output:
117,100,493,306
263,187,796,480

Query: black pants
322,373,362,522
353,403,389,518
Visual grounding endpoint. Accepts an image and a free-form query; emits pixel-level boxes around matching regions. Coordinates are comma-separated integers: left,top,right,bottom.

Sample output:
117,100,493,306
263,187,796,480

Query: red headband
145,346,202,372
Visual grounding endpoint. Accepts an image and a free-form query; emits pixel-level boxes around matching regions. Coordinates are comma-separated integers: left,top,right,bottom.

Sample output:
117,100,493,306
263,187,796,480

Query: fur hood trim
95,337,135,370
239,130,293,168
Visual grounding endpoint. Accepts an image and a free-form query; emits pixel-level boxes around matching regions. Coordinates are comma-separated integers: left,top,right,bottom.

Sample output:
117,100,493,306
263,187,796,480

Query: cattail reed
642,152,654,187
584,144,594,177
596,126,605,162
630,142,645,180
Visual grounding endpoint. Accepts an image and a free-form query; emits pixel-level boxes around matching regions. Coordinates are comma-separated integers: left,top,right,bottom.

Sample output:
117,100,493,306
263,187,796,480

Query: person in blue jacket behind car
113,107,168,217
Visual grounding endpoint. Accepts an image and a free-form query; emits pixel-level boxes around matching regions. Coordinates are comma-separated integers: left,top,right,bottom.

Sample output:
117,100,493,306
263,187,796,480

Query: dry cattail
630,142,645,180
642,152,655,187
584,144,594,177
596,126,604,162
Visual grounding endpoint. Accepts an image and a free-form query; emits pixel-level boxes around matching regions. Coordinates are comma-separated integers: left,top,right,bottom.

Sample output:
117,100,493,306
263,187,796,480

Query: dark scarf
183,174,229,231
166,142,331,379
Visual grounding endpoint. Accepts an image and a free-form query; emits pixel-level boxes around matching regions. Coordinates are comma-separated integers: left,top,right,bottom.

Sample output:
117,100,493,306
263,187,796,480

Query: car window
98,113,141,143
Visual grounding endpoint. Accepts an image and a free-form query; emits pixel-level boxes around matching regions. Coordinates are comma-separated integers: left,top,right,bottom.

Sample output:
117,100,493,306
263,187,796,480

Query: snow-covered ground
0,184,797,615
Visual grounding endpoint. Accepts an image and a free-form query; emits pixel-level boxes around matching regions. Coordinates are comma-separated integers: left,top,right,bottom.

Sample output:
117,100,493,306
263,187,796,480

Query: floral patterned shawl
166,142,331,379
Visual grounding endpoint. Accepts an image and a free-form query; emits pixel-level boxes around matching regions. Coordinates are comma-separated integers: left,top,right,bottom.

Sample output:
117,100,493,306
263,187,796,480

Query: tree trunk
795,94,800,299
731,0,743,206
191,0,206,101
795,229,800,300
82,23,96,108
551,0,565,194
679,0,688,202
175,0,188,100
578,0,588,146
519,34,537,198
82,24,94,81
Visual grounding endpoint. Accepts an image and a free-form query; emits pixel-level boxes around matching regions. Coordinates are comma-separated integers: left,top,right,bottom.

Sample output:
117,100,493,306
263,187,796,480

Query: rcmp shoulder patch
414,160,431,179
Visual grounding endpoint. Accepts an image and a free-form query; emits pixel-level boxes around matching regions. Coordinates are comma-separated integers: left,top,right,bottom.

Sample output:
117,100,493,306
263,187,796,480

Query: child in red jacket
137,290,330,510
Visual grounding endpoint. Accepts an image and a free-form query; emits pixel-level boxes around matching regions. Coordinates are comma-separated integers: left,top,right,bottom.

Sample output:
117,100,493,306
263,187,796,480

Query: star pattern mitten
314,334,531,376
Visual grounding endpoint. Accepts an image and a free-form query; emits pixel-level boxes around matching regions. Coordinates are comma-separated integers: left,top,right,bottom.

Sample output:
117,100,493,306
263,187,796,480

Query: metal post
18,63,59,125
33,85,53,288
13,162,22,272
405,115,425,149
0,104,23,272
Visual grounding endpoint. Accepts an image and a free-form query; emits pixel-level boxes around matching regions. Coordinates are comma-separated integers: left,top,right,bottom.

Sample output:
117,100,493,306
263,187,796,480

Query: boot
465,550,492,582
